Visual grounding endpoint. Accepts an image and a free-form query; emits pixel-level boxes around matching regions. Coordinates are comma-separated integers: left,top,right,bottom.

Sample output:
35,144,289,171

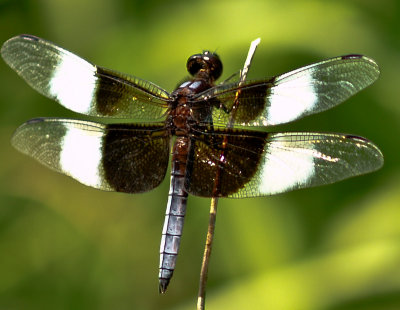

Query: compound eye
201,51,223,80
207,53,223,80
187,54,204,76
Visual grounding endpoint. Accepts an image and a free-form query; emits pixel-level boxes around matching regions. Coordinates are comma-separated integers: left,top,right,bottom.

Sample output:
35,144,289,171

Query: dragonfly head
187,51,222,81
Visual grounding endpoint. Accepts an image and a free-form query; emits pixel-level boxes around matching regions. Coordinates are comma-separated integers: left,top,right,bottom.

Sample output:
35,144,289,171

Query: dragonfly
1,34,383,293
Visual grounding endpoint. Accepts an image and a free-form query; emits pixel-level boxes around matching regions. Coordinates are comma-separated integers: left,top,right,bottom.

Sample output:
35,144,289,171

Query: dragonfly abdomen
159,136,189,293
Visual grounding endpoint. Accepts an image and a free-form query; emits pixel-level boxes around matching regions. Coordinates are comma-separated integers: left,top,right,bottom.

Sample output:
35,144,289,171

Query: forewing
1,35,170,120
193,55,380,126
11,118,170,193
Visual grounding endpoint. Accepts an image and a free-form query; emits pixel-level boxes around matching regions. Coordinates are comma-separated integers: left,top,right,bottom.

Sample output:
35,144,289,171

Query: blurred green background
0,0,399,309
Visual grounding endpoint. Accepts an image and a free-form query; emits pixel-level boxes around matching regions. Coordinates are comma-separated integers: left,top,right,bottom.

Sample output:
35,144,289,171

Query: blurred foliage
0,0,399,309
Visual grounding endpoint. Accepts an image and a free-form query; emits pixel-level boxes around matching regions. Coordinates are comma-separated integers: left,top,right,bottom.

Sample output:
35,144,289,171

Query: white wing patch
60,125,103,188
259,141,316,195
266,71,317,125
49,52,97,114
